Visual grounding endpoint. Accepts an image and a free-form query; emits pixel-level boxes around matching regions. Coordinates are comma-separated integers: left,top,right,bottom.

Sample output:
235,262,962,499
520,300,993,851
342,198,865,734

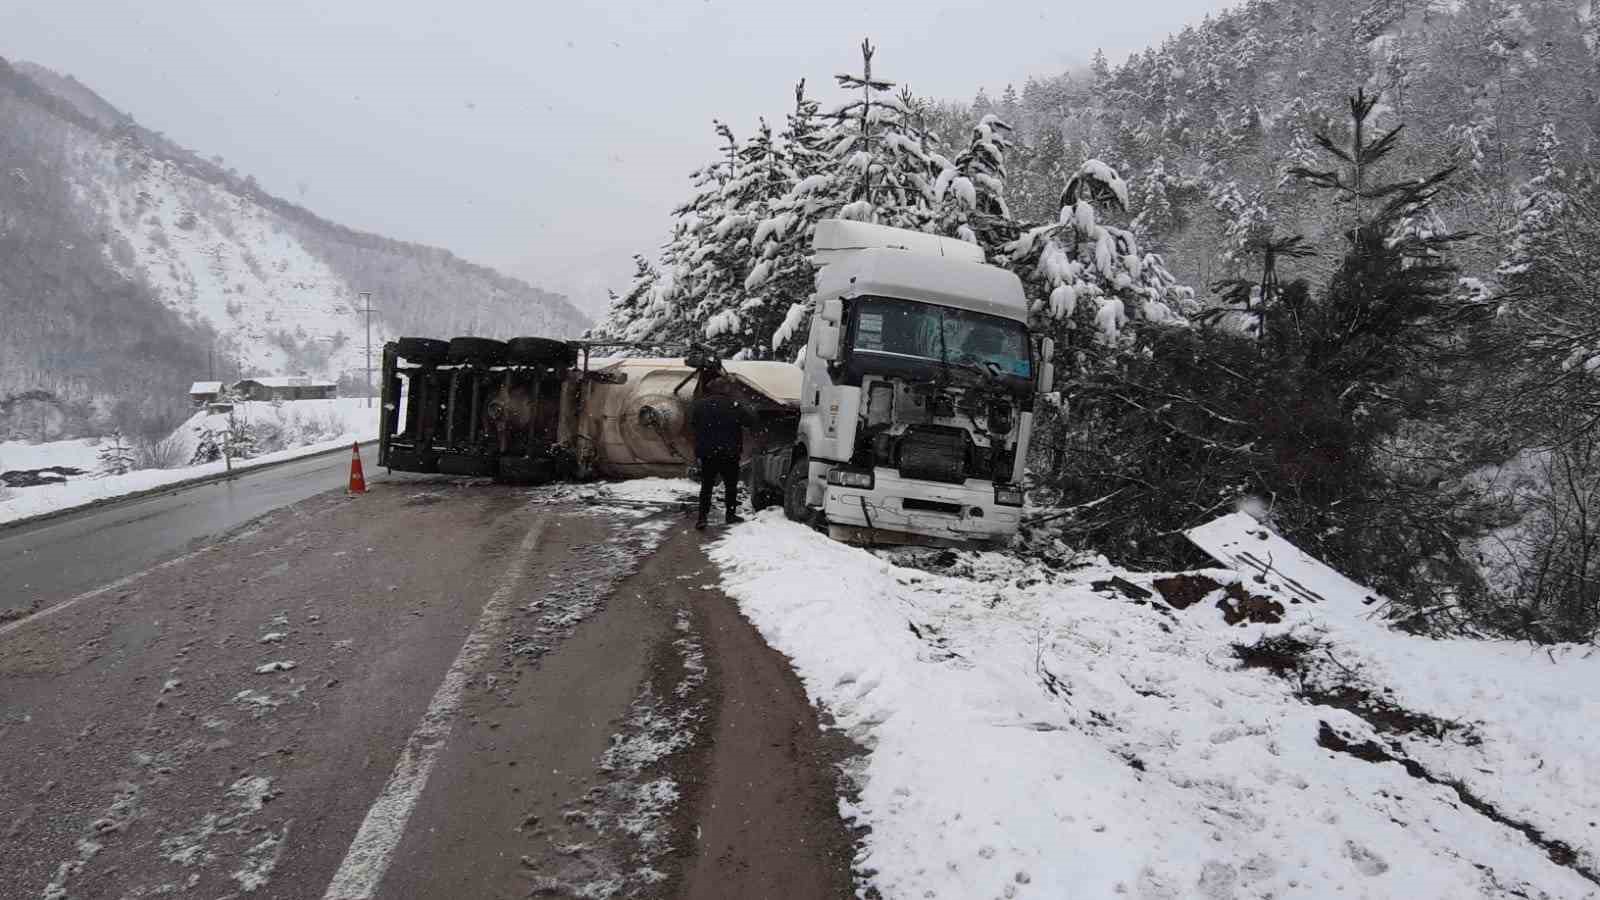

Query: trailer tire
750,485,781,512
507,337,578,368
396,337,449,365
746,461,781,512
447,336,508,365
782,449,810,523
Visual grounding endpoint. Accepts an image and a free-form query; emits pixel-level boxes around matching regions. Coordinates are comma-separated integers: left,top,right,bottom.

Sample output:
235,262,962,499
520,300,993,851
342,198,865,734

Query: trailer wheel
750,485,781,512
782,449,810,522
746,461,781,512
507,336,578,368
447,336,508,365
396,337,449,365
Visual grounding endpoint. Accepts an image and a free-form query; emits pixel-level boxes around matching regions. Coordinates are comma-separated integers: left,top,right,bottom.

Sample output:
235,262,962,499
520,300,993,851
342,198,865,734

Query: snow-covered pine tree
1286,88,1464,416
1003,158,1193,364
588,255,661,344
1491,123,1600,441
1009,121,1068,225
224,410,257,461
654,122,745,347
702,119,796,357
795,39,936,230
745,80,835,360
782,78,831,188
1498,123,1568,283
1090,49,1111,87
1131,155,1177,241
761,47,943,359
933,113,1015,254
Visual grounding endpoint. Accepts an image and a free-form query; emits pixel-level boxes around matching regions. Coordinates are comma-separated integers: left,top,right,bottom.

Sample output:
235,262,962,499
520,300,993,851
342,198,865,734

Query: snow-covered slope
0,56,588,436
710,515,1600,899
82,138,371,380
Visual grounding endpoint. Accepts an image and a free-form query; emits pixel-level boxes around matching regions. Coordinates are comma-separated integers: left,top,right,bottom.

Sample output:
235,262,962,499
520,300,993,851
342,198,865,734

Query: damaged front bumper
822,469,1022,547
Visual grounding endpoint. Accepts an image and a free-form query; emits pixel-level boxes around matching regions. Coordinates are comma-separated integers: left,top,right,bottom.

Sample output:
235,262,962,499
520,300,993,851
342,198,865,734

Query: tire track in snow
320,512,550,900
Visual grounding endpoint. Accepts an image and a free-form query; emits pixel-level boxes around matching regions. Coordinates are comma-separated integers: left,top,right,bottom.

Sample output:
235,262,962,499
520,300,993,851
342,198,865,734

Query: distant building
231,376,338,402
189,381,224,407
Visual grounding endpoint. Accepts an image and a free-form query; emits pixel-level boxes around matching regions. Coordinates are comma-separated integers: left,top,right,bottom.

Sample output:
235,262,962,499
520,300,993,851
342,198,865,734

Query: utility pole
359,291,375,409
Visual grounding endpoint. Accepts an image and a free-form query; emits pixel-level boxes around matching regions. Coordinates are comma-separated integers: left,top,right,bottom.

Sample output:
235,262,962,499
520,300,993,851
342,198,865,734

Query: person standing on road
690,368,757,530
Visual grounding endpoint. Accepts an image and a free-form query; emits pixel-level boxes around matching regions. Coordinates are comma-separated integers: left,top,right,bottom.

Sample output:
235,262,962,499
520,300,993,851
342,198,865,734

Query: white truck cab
780,220,1055,546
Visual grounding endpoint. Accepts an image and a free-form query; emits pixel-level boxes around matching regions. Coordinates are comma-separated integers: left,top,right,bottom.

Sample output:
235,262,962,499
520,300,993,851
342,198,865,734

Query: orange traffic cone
348,442,367,494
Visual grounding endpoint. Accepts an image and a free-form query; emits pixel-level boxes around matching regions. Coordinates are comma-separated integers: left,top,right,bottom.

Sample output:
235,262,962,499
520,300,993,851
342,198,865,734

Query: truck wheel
448,336,508,365
782,449,810,523
507,337,578,368
396,337,449,365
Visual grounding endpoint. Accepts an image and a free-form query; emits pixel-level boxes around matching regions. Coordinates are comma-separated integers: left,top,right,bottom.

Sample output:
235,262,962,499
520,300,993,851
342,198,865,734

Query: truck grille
902,498,963,516
898,426,968,484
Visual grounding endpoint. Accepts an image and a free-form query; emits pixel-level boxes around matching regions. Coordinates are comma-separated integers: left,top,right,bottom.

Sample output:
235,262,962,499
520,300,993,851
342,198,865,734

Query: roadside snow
578,478,699,506
0,438,102,473
0,399,377,525
529,477,700,516
709,513,1600,900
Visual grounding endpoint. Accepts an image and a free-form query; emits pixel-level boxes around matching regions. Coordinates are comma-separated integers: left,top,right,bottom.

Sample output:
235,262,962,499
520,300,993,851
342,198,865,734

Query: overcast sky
1,0,1235,317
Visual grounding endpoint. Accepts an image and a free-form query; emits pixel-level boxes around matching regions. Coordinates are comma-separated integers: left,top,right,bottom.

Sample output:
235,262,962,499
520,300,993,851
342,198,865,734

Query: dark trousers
698,455,740,521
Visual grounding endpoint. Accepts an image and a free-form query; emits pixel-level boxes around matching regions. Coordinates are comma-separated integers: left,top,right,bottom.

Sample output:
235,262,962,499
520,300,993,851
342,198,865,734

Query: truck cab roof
815,246,1030,324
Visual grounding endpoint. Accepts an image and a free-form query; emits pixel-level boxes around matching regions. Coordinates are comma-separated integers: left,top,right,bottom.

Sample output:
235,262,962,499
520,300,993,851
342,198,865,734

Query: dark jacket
691,394,756,460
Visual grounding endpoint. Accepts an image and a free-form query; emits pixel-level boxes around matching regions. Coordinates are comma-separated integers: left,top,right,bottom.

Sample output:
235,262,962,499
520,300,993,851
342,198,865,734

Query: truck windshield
850,297,1031,381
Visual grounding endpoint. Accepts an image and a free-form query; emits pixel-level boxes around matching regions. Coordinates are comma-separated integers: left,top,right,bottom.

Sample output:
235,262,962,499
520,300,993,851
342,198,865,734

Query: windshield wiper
947,354,1004,386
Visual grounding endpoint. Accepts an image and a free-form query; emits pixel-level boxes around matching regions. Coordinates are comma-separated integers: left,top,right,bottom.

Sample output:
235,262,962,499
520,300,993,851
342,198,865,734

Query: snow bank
173,398,376,460
0,437,104,475
0,399,378,525
709,514,1600,899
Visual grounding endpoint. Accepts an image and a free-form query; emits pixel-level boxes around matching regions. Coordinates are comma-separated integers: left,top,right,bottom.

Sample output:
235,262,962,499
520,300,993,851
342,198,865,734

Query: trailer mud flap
379,344,398,468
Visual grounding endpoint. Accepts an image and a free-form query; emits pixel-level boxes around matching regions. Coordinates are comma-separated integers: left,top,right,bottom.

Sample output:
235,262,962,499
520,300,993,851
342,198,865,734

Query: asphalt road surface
0,476,858,899
0,444,381,620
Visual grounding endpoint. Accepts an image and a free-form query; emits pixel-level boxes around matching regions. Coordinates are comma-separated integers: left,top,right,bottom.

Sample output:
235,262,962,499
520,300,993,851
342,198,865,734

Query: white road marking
321,513,549,900
0,547,213,640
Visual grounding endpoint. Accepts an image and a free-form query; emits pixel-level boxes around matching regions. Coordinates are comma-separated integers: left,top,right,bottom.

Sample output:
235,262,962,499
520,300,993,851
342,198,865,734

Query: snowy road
0,443,379,621
0,478,857,899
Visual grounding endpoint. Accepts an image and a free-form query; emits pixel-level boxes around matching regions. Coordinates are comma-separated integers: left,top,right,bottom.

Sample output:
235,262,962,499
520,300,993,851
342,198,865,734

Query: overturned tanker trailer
376,336,800,496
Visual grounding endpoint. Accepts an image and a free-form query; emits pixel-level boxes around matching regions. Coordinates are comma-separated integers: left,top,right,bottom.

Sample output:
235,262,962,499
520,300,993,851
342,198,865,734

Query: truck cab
781,220,1055,546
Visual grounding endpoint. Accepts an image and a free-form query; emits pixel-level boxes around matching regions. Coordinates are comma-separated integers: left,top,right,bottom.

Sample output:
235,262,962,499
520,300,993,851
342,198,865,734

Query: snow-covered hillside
0,56,588,439
81,138,372,380
710,515,1600,899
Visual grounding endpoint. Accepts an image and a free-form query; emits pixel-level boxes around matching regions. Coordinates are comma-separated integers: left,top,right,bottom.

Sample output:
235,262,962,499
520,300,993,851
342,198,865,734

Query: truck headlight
994,485,1024,507
827,467,875,490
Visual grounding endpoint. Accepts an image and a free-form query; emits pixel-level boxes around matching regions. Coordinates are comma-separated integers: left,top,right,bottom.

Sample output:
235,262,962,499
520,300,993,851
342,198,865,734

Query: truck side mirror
1038,360,1055,394
1040,337,1055,363
815,322,842,361
821,298,843,324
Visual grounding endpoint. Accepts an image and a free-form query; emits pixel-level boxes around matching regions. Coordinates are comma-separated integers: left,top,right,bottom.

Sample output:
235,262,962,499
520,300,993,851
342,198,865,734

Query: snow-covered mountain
0,57,588,438
87,136,377,380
